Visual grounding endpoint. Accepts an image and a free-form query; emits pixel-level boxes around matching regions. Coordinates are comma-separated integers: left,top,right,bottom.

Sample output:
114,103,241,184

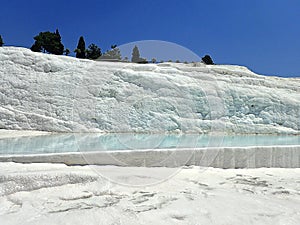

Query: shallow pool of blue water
0,133,300,155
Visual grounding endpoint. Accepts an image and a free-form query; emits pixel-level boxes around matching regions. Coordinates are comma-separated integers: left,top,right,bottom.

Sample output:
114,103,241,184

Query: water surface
0,133,300,155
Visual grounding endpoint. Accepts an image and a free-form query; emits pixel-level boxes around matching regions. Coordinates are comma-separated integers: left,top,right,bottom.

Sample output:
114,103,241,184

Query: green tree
30,30,64,55
30,42,42,52
100,46,121,60
86,44,102,59
75,36,86,59
64,48,70,56
151,58,157,63
51,29,64,55
202,55,214,65
30,32,50,53
131,45,140,63
0,35,4,47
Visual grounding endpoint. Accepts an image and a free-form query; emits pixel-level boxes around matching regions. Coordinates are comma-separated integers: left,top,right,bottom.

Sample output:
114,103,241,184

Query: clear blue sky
1,0,299,77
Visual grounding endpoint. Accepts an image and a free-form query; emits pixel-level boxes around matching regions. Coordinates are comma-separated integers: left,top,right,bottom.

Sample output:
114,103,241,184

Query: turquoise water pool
0,133,300,155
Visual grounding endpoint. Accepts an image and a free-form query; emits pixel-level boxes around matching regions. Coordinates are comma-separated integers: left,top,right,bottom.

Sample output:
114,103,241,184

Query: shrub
137,58,148,64
202,55,214,65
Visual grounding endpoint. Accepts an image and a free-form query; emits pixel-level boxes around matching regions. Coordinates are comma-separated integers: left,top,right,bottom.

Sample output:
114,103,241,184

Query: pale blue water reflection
0,133,299,155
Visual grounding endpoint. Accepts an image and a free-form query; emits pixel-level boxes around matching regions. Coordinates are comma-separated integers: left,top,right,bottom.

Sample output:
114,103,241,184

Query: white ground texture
0,47,299,134
0,163,299,225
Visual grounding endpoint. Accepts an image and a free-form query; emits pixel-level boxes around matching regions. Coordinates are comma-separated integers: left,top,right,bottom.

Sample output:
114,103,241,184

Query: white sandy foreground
0,163,299,225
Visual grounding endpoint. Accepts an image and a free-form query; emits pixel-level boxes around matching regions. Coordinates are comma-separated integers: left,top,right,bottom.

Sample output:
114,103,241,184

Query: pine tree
51,29,64,55
131,45,140,63
30,32,43,52
86,44,102,59
0,35,4,47
75,36,86,59
30,30,64,55
30,42,42,52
